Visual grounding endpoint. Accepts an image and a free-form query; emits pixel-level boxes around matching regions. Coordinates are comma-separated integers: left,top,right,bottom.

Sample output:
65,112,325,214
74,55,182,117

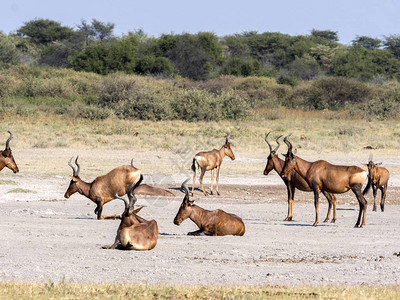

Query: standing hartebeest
64,157,142,219
281,136,368,228
191,134,235,196
0,131,19,174
103,175,159,250
263,132,337,222
362,155,390,212
174,179,245,236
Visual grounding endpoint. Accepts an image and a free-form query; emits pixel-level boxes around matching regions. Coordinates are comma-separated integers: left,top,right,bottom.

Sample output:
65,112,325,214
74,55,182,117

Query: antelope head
363,154,382,179
263,132,282,175
223,133,235,160
1,131,19,173
64,156,82,198
173,179,195,225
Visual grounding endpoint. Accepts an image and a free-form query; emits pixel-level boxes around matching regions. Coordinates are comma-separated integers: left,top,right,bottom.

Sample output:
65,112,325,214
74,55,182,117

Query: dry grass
0,283,399,300
1,110,400,155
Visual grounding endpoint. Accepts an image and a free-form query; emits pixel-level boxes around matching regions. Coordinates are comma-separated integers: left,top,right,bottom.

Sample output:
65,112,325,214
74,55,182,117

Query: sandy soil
1,149,400,286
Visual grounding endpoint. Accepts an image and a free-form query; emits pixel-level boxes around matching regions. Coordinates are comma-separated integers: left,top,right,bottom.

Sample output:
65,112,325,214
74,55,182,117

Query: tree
77,19,114,43
17,19,73,44
384,35,400,58
0,33,20,65
311,29,339,42
352,36,381,49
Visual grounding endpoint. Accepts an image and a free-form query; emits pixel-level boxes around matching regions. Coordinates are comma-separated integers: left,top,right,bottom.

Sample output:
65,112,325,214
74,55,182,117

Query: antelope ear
133,206,144,214
71,176,79,182
362,163,368,166
376,162,383,165
281,153,287,158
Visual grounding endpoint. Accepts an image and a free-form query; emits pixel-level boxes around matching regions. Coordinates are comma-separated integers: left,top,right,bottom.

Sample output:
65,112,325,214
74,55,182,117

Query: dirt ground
1,149,400,286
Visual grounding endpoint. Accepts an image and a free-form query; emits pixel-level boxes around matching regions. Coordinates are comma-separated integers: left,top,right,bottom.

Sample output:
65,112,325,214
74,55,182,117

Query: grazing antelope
362,155,389,212
263,133,337,222
103,175,159,250
0,131,19,174
174,179,245,236
281,136,368,228
64,157,141,220
191,134,235,196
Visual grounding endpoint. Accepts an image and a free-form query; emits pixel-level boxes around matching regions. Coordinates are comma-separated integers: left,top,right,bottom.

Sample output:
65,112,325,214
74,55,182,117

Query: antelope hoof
331,219,336,223
284,216,293,221
372,206,377,212
323,218,329,223
312,222,318,227
217,191,220,196
381,205,385,212
101,245,110,249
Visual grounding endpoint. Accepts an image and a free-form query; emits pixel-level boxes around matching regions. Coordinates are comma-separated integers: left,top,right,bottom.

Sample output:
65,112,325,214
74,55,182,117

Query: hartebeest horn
181,178,190,201
5,131,13,149
265,132,281,154
74,156,80,176
265,132,273,153
225,133,231,144
283,133,293,153
127,174,144,209
68,157,77,177
368,153,373,163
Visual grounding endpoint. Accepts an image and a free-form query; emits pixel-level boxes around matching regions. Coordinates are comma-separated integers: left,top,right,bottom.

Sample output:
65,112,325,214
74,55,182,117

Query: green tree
77,19,115,43
352,36,381,49
17,19,73,44
384,35,400,58
310,29,339,42
0,33,20,65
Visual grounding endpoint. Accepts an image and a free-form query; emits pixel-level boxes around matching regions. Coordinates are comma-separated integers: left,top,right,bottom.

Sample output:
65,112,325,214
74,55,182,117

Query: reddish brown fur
64,157,141,219
174,179,245,236
103,175,158,250
0,131,19,174
191,134,235,196
281,136,368,228
263,133,337,222
363,159,390,212
135,184,175,197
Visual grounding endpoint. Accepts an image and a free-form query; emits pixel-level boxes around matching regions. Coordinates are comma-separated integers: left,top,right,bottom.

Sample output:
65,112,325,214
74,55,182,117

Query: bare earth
1,149,400,286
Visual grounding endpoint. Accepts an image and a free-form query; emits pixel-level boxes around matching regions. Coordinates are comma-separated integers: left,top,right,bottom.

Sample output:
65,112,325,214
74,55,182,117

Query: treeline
2,18,400,82
1,65,400,121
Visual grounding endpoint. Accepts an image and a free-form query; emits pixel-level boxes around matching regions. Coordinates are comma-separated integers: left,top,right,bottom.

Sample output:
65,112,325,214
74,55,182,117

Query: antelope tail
362,175,372,195
191,158,196,172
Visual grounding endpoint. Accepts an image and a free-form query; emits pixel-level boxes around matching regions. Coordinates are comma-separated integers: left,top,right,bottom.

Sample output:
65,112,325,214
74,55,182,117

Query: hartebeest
0,131,19,174
191,134,235,196
135,184,175,197
103,175,159,250
174,179,245,236
281,136,368,228
64,157,142,219
363,155,389,212
263,133,337,222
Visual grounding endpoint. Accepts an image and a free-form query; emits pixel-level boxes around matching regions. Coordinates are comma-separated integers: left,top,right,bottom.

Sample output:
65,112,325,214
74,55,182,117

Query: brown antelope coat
281,136,368,227
174,179,245,236
363,157,390,212
103,175,158,250
64,157,141,219
264,133,337,222
191,134,235,196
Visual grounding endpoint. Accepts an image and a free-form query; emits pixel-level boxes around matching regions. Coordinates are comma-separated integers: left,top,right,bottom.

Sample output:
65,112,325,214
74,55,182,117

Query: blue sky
1,0,400,44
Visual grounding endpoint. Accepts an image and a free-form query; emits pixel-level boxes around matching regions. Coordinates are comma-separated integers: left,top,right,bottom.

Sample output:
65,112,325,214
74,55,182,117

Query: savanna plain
1,112,400,299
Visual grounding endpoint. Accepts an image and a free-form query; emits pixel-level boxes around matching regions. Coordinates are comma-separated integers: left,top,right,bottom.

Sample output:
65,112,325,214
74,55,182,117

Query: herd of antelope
1,130,391,250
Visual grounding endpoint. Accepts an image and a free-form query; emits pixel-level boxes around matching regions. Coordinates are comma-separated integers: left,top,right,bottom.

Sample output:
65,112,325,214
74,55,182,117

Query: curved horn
181,178,190,198
128,174,143,208
274,135,282,153
283,133,293,153
5,131,13,149
115,189,129,210
68,157,77,177
368,153,373,163
74,156,80,176
131,159,134,167
225,133,231,144
264,132,273,153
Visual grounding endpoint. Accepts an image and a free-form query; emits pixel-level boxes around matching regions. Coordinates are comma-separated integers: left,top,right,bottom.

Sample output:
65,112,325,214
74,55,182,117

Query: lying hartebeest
281,136,368,228
103,175,159,250
363,155,389,212
191,134,235,196
263,133,337,222
174,179,245,236
0,131,19,174
64,157,141,219
135,184,175,197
